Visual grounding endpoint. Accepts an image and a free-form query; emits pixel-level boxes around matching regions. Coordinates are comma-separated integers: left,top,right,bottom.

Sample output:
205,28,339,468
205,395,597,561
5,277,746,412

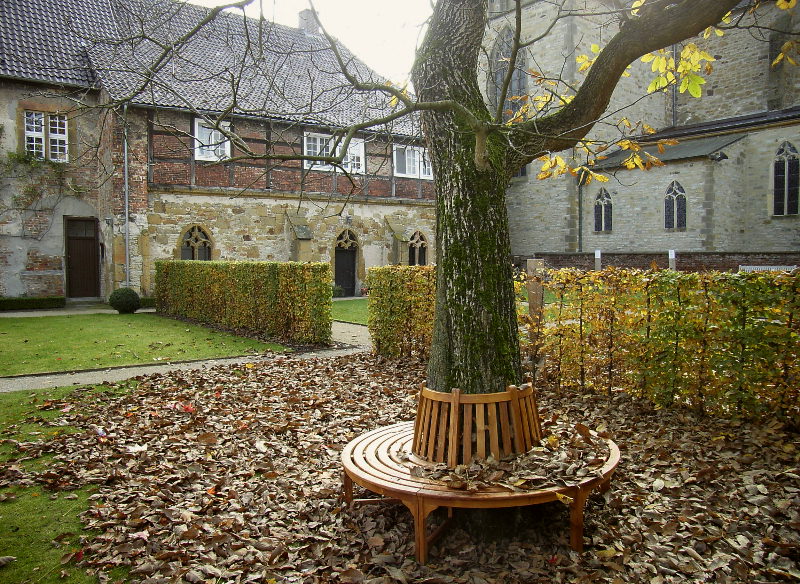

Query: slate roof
594,134,745,170
0,0,420,135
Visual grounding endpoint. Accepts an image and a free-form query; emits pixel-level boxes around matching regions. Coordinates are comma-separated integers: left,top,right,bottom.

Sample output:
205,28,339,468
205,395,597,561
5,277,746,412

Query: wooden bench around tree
341,421,620,564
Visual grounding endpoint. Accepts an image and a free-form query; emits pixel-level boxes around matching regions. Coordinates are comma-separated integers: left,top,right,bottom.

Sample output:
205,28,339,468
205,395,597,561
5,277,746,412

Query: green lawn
331,298,368,325
0,314,285,376
0,385,127,583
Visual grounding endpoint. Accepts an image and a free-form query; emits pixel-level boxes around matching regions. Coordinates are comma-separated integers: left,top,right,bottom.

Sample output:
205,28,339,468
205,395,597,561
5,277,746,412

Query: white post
594,249,602,271
668,249,676,271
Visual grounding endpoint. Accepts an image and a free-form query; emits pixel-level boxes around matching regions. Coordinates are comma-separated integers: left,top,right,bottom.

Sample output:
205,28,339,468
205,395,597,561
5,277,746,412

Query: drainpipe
123,104,131,287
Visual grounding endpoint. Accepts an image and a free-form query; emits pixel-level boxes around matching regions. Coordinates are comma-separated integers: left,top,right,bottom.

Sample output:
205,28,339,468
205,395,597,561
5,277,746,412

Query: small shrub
108,287,141,314
332,284,345,298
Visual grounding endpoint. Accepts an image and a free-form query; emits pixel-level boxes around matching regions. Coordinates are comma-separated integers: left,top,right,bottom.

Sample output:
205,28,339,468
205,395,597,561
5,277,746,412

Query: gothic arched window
594,189,613,232
490,28,527,119
664,181,687,230
181,226,212,260
408,231,428,266
774,141,799,216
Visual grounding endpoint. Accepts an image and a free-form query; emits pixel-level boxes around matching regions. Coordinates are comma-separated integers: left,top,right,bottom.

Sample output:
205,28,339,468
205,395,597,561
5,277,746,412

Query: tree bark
413,0,521,394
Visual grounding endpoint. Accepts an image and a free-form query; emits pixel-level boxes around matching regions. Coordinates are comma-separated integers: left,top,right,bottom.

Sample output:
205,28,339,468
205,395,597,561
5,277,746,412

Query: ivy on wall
155,260,332,345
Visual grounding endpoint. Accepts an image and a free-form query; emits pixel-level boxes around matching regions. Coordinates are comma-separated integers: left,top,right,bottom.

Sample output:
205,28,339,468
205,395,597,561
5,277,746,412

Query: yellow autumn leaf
555,492,574,505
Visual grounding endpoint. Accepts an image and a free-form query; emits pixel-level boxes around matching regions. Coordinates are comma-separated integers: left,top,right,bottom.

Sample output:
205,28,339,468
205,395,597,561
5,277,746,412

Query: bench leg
342,472,353,506
400,498,440,564
569,488,589,553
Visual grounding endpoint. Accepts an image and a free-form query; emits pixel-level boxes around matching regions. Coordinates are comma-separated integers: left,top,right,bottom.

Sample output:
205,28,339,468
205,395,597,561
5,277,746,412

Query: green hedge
140,297,156,309
155,260,332,344
0,296,66,311
367,265,435,358
539,269,799,420
365,266,799,420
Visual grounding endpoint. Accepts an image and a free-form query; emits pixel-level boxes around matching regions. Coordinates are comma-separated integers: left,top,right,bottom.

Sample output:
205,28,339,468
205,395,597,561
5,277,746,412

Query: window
304,132,365,173
394,145,432,179
594,189,613,232
181,226,212,260
664,181,687,230
24,111,68,162
194,119,231,161
774,141,799,216
489,28,527,119
409,231,428,266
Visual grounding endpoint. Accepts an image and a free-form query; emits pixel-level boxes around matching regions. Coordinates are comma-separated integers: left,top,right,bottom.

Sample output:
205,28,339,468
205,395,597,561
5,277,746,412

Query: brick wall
517,251,800,272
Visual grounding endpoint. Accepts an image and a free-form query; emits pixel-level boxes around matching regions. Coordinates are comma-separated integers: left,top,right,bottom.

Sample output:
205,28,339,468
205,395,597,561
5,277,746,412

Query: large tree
409,0,750,394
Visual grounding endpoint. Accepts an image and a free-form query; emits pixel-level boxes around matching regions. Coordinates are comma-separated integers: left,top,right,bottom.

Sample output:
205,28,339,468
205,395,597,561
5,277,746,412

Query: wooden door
335,247,357,296
65,217,100,298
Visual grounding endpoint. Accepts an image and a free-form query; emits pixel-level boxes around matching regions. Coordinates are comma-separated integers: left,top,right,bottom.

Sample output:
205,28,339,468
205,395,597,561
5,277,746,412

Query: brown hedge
155,260,332,344
367,265,435,359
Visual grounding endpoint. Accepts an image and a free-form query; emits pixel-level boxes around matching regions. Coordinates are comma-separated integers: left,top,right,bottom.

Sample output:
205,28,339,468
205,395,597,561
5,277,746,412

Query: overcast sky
190,0,433,83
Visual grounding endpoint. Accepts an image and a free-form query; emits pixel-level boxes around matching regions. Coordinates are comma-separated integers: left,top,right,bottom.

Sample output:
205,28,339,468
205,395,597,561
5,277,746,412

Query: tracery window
181,226,212,260
408,231,428,266
594,189,613,232
336,229,358,249
774,141,799,216
489,28,526,119
664,181,687,230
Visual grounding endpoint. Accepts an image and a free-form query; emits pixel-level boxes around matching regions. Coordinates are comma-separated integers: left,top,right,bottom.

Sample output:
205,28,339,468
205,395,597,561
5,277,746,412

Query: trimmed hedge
367,265,435,358
365,266,799,420
140,297,156,309
0,296,66,311
539,268,799,420
155,260,332,344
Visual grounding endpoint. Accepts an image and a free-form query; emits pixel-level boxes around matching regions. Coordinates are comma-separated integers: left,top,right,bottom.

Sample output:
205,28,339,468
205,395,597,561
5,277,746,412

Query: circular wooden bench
341,421,620,564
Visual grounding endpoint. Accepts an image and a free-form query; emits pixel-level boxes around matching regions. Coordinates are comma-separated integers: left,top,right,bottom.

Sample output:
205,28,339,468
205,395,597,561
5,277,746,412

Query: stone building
0,0,435,300
486,0,799,269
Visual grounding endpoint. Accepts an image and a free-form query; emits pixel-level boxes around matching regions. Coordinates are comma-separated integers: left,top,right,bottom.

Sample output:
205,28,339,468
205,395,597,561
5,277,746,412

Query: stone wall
0,81,109,297
134,190,435,296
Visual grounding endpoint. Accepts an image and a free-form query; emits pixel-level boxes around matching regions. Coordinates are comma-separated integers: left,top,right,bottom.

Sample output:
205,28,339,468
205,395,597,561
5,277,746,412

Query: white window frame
393,144,432,179
194,119,231,162
24,110,68,162
303,132,365,174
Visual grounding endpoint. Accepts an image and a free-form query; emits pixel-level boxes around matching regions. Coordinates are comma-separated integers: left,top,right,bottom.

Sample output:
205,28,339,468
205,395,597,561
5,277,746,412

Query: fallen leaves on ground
2,353,799,583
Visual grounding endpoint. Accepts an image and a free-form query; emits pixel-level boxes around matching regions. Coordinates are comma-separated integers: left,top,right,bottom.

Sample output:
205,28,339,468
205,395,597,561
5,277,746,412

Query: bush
0,296,66,311
108,287,141,314
155,260,332,345
367,266,435,358
332,284,345,298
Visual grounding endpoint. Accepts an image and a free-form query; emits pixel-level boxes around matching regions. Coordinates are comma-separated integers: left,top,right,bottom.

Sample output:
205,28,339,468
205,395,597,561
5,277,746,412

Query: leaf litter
1,353,798,583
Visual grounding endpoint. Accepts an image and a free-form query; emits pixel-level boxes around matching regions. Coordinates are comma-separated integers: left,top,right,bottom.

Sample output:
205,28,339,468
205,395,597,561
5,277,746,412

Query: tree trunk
413,0,522,394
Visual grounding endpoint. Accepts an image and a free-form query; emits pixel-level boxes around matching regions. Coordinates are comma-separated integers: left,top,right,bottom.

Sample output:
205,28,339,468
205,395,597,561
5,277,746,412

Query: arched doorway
334,230,358,296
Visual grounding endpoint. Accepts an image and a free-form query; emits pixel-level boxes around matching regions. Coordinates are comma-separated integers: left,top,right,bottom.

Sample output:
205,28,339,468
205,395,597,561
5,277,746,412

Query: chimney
298,9,319,35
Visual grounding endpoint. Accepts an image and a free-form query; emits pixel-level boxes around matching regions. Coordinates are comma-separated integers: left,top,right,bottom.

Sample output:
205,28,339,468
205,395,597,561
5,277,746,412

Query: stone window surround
408,230,428,266
489,27,527,118
664,181,687,232
304,132,365,174
594,188,613,233
393,144,433,179
179,225,215,260
18,101,72,162
773,141,799,217
194,118,231,162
